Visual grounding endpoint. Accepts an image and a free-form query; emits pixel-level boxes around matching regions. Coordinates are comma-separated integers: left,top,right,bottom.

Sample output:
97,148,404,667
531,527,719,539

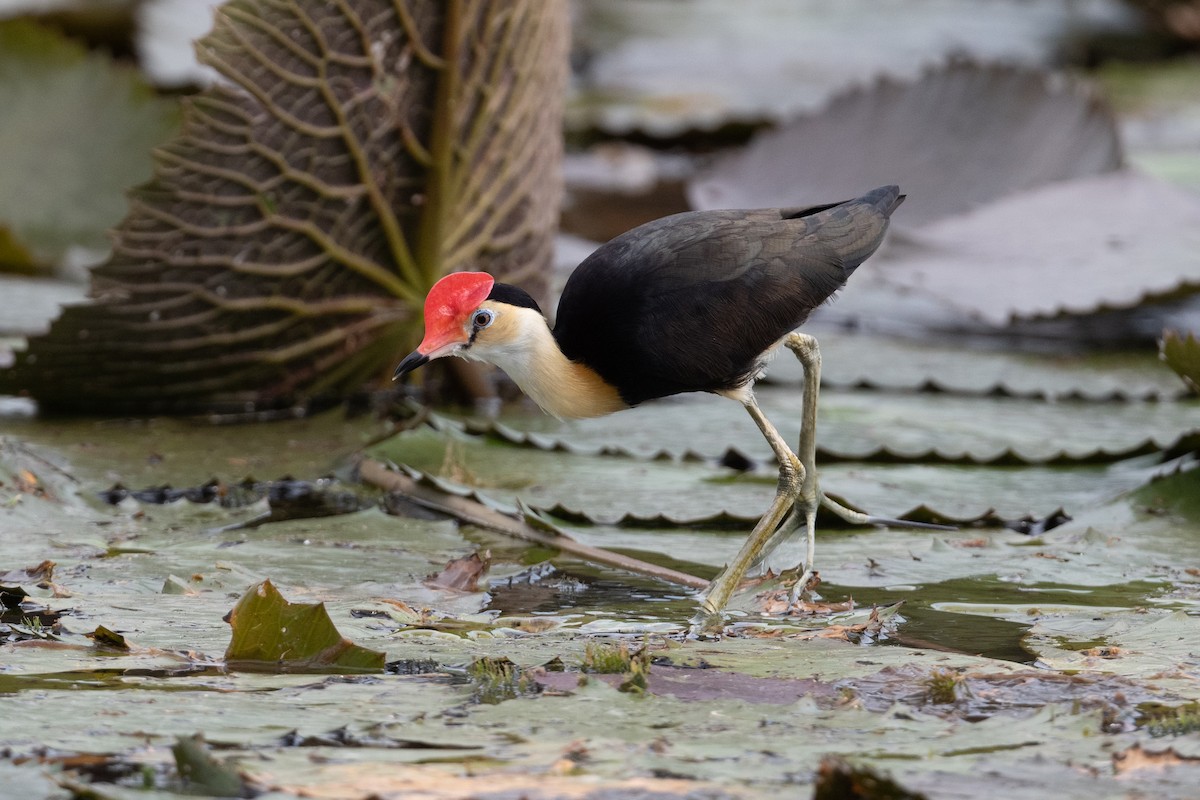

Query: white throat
464,306,626,420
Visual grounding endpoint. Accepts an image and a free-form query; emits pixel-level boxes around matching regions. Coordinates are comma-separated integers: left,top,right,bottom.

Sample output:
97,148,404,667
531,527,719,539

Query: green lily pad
372,425,1163,527
769,330,1187,401
438,376,1197,467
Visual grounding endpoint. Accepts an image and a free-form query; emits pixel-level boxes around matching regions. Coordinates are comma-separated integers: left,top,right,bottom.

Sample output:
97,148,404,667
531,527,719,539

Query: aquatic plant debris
424,551,491,593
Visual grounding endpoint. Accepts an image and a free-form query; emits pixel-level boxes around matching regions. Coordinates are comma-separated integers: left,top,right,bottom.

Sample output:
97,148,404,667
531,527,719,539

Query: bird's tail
785,184,904,277
859,184,906,219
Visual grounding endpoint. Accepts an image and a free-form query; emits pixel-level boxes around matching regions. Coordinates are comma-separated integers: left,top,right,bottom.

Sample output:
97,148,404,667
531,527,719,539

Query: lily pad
867,171,1200,325
768,330,1188,401
372,424,1172,532
428,378,1198,468
689,62,1122,226
2,0,569,413
570,1,1134,135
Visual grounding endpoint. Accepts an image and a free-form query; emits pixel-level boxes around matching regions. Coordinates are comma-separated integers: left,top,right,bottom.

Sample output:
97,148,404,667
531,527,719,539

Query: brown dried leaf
0,560,55,584
424,550,490,592
2,0,568,413
12,469,51,499
1113,743,1200,775
756,593,855,616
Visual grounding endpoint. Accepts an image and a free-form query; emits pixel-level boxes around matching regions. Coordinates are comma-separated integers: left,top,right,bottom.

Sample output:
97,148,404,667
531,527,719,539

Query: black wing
553,186,903,404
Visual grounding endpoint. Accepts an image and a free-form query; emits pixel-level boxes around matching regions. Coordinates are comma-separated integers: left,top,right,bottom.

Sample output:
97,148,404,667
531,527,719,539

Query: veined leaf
689,62,1123,227
1,0,568,413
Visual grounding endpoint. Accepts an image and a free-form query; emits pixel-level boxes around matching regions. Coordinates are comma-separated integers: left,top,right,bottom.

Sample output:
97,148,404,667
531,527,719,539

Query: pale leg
783,332,821,602
691,390,804,631
691,332,951,630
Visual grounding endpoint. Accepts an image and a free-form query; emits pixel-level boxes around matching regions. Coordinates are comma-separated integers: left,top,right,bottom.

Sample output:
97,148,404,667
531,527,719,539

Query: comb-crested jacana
395,185,905,628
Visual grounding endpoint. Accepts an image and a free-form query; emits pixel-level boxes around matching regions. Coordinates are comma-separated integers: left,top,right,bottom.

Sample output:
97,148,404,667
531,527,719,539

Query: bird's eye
472,309,494,329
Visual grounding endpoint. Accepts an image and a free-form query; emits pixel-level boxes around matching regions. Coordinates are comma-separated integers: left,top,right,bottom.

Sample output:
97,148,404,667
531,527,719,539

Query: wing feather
554,186,902,404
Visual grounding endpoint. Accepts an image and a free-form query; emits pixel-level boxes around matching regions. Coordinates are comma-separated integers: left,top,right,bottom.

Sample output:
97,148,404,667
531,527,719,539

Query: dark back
553,186,903,405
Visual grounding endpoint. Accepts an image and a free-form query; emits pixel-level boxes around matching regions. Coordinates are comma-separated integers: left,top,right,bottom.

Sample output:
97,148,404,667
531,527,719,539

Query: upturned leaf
1160,330,1200,395
172,734,255,798
1,0,568,413
225,578,385,672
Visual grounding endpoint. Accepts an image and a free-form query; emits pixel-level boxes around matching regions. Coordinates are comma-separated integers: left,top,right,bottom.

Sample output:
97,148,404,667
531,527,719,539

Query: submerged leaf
225,579,384,672
1160,329,1200,395
2,0,568,413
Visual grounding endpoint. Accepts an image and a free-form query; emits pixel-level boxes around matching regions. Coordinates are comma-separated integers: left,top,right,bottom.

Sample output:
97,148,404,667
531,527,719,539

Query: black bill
393,351,430,380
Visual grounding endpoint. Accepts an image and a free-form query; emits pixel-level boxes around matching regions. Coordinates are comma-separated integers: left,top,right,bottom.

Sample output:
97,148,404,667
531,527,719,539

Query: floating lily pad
415,378,1197,472
768,330,1188,401
868,171,1200,326
372,424,1173,534
571,2,1132,135
454,406,1200,468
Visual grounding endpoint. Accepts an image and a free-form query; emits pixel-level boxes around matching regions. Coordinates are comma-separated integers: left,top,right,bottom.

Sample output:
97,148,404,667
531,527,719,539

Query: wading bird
395,185,905,628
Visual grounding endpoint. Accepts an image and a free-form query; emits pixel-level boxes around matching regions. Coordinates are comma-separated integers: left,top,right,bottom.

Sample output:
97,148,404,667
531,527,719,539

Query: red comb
425,272,494,321
417,272,496,354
